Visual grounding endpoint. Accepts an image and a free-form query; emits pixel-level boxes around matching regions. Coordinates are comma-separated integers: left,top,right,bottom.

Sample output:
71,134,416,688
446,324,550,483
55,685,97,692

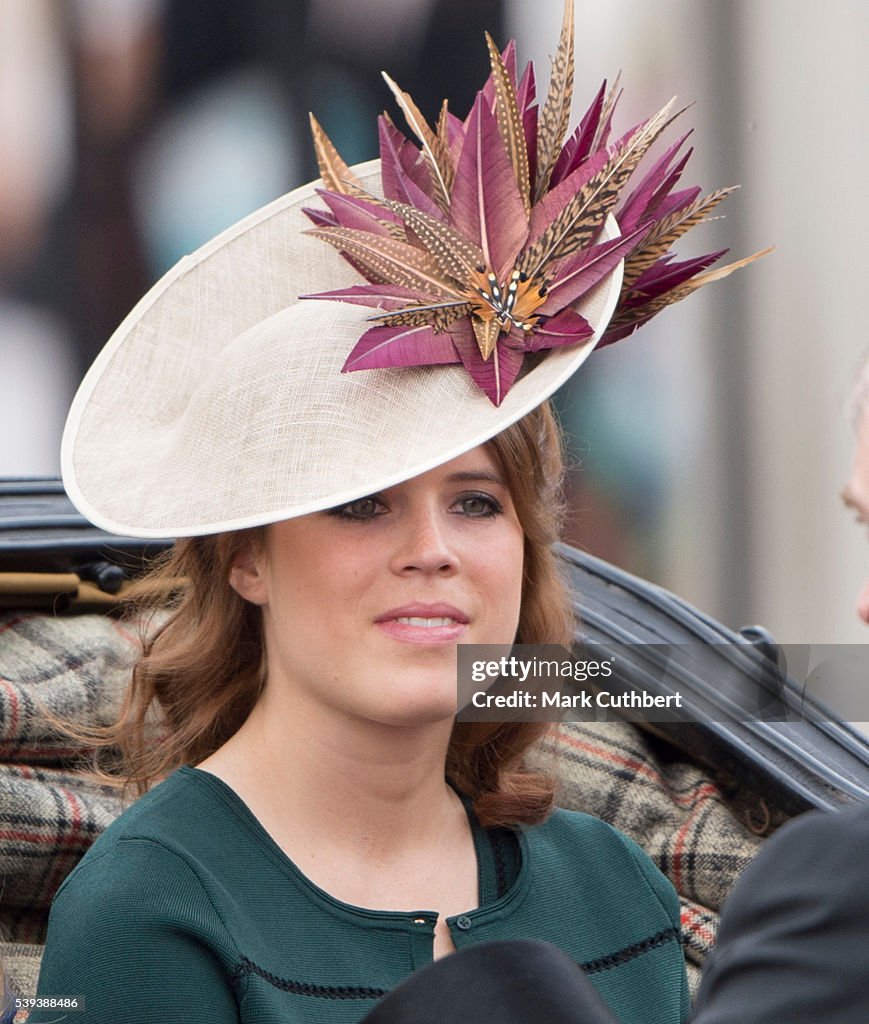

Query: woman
34,6,761,1022
35,416,689,1024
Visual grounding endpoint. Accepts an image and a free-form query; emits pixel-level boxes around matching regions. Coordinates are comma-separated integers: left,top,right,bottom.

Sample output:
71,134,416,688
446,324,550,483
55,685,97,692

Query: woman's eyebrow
446,470,507,486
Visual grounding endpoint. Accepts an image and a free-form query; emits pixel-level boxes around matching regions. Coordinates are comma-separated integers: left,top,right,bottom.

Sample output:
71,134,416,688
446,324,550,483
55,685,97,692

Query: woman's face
230,445,525,729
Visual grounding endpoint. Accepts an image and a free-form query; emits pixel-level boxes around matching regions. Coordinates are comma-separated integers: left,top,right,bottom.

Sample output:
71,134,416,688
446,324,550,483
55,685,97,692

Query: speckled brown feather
534,0,575,202
590,73,622,154
617,246,773,326
309,114,365,195
622,186,738,288
306,227,463,298
436,100,450,149
373,302,473,331
381,72,455,212
485,32,531,215
472,316,501,359
520,100,675,279
382,198,485,283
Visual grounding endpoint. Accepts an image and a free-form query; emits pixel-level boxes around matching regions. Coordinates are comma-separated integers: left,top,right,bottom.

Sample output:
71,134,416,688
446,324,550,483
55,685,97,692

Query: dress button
455,915,472,931
412,917,427,925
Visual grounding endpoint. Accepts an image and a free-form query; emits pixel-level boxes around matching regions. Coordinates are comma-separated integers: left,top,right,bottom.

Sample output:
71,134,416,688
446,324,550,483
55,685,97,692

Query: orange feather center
465,267,548,348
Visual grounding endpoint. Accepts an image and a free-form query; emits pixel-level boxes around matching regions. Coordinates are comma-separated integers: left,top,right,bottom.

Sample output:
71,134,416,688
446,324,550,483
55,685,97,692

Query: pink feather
450,93,529,278
317,190,400,237
448,320,524,406
537,224,650,314
343,324,460,372
550,80,607,187
524,307,593,351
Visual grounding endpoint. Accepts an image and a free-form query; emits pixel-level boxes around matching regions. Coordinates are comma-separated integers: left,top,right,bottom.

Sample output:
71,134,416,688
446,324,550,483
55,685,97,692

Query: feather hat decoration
304,0,769,406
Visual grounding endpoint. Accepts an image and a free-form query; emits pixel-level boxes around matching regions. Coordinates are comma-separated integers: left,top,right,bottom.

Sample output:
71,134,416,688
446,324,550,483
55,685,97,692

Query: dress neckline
176,764,526,925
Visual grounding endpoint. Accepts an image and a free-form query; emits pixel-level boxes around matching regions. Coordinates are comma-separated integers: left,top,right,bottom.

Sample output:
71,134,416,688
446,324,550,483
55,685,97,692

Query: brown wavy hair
90,403,572,826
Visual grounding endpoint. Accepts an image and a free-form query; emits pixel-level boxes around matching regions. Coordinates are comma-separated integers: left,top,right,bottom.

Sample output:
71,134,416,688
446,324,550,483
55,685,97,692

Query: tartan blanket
0,611,770,998
0,612,139,946
0,612,142,764
527,722,767,990
1,942,40,1022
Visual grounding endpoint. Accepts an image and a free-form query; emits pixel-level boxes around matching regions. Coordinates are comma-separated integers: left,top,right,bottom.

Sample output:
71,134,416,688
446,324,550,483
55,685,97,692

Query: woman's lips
375,604,469,644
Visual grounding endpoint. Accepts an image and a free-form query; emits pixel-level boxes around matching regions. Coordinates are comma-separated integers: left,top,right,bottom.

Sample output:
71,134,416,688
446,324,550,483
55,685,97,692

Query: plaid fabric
0,612,775,998
0,765,123,942
0,611,139,942
1,941,42,1020
0,612,143,764
527,721,769,992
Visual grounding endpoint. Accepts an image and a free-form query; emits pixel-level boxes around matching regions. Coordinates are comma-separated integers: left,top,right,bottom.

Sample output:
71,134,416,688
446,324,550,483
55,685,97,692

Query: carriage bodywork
2,479,868,1003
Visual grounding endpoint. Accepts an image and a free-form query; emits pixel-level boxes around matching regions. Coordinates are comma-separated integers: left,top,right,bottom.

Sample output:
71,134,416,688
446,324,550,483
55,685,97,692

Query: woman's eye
330,497,384,520
453,493,502,518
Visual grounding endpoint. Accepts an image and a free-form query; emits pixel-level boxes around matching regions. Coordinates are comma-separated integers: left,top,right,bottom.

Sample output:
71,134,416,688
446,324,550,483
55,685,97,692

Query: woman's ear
228,538,269,606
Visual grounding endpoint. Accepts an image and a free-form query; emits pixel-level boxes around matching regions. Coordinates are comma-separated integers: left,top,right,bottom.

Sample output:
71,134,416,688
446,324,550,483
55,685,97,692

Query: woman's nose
390,505,458,575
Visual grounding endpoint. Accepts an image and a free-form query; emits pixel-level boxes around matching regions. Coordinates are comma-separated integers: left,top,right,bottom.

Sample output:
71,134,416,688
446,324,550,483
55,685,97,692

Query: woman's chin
363,686,460,730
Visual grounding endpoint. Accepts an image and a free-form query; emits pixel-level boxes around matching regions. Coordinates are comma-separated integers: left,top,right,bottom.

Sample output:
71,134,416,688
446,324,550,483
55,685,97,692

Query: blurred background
1,0,868,656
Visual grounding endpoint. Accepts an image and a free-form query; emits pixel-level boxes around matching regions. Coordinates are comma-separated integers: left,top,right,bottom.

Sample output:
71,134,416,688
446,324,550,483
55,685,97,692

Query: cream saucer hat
61,159,618,538
61,2,766,539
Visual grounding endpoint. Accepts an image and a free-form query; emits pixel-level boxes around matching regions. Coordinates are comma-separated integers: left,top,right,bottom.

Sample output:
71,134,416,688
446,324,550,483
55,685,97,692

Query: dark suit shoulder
693,803,869,1024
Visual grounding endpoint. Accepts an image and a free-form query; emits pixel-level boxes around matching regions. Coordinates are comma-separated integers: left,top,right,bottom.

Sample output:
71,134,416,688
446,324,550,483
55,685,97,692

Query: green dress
33,767,689,1024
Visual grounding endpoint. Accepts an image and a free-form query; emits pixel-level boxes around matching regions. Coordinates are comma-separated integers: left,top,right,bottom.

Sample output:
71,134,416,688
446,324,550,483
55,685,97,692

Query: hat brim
61,160,622,538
